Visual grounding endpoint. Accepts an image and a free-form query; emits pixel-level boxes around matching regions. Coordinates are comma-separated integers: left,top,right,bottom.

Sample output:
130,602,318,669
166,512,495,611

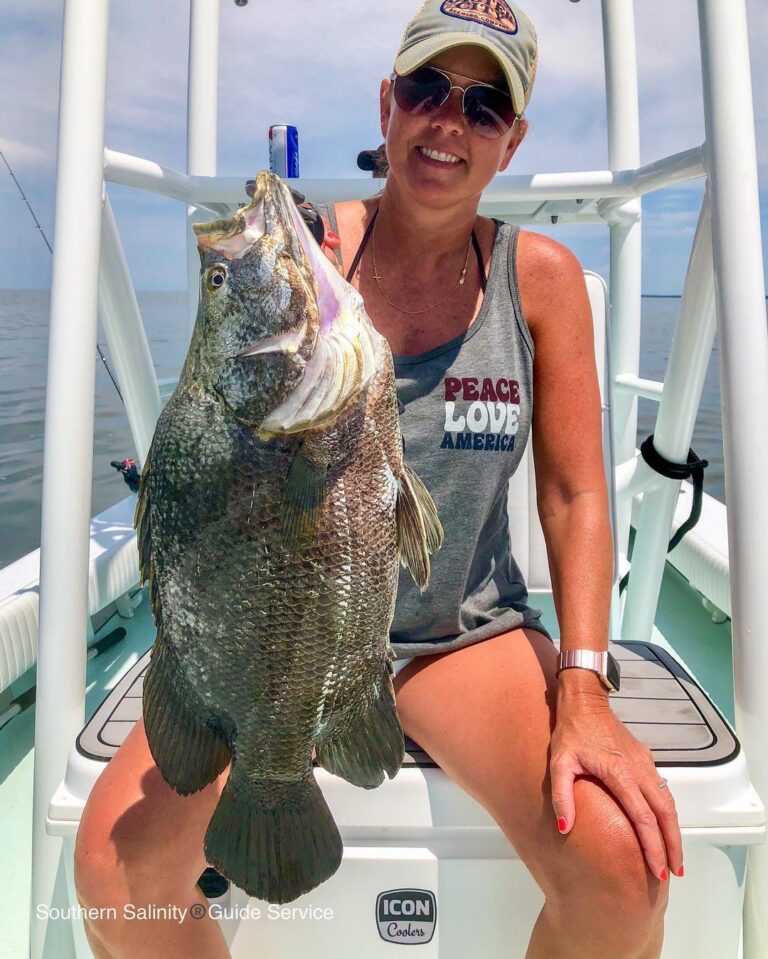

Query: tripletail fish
134,172,443,903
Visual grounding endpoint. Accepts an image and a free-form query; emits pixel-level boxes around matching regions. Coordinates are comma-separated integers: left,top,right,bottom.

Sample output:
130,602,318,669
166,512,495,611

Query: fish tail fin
315,661,404,788
396,464,444,591
204,770,343,904
143,635,231,794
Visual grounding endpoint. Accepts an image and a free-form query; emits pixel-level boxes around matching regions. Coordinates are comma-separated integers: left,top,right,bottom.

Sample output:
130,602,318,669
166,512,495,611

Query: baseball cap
357,144,389,175
393,0,538,119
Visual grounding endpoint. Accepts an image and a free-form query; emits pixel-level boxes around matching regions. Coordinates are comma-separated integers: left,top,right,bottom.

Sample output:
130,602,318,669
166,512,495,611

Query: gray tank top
321,203,553,658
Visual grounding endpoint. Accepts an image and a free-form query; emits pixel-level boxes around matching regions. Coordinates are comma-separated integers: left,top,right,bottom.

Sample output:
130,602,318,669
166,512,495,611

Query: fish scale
136,171,443,904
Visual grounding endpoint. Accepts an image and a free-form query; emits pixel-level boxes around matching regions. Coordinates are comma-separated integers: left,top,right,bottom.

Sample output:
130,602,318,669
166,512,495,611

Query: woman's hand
317,219,342,268
549,692,684,882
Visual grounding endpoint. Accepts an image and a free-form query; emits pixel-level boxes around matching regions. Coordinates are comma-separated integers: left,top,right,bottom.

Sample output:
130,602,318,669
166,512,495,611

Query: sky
1,0,766,295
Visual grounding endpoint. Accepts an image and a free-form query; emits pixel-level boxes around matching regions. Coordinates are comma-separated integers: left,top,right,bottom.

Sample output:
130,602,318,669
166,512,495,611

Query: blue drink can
269,124,300,178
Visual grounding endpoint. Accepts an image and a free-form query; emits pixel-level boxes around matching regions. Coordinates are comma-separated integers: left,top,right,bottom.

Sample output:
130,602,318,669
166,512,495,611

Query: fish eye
206,266,227,291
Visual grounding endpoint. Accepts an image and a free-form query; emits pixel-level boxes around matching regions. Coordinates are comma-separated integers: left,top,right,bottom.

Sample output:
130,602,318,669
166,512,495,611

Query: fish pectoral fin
280,444,329,550
396,465,444,592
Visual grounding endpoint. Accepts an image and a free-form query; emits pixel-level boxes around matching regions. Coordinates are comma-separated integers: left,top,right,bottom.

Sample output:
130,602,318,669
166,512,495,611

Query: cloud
0,0,766,292
645,215,698,239
0,136,51,169
642,188,704,238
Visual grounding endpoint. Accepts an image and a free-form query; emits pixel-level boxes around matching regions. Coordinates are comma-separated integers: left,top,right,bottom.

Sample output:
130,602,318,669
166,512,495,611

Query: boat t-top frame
30,1,768,956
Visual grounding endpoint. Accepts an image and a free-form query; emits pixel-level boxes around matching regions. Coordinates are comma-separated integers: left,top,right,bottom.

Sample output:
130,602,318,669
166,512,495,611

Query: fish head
191,172,385,436
191,171,319,424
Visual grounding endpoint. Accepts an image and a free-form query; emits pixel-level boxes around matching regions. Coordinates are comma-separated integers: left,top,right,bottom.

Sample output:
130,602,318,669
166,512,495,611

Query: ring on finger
658,777,669,790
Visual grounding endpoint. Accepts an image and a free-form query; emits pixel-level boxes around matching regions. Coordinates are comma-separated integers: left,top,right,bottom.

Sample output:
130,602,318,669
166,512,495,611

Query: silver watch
556,649,621,693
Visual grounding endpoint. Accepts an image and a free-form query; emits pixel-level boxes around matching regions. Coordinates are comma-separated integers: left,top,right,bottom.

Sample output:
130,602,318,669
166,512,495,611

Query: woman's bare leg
79,882,220,959
393,628,669,959
75,627,669,958
74,716,233,958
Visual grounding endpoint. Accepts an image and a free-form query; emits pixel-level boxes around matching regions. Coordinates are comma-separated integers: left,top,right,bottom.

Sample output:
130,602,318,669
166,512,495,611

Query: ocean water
0,290,726,570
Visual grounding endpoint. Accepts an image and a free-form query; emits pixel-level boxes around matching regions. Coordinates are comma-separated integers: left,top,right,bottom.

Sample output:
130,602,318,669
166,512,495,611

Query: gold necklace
371,215,474,315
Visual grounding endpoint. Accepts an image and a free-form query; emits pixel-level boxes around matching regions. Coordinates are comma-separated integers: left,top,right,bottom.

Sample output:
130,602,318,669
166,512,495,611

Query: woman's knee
74,798,197,914
543,776,670,928
74,718,231,910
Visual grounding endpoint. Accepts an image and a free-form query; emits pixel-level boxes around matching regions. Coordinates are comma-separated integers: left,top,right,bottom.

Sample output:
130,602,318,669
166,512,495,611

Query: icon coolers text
376,889,437,944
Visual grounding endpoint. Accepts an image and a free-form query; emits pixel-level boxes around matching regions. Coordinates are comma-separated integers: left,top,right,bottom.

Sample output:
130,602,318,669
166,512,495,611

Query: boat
1,0,766,956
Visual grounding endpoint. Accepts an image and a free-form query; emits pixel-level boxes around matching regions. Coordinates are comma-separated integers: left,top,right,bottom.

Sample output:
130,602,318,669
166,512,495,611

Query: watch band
557,649,620,693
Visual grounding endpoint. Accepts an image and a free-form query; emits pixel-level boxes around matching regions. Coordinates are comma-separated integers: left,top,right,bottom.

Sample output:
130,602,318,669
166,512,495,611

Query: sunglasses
391,66,518,139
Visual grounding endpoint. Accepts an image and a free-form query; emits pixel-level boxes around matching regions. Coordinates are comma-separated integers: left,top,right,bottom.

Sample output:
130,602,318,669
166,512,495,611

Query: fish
134,171,443,904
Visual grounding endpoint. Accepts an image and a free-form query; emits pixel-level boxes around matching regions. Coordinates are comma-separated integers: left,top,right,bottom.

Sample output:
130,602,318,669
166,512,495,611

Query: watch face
607,652,621,692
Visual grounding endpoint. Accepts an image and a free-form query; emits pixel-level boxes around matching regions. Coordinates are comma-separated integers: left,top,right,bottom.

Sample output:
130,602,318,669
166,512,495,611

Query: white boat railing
103,144,707,208
697,5,768,953
31,3,111,958
98,195,161,464
621,187,717,640
30,1,768,957
601,0,642,632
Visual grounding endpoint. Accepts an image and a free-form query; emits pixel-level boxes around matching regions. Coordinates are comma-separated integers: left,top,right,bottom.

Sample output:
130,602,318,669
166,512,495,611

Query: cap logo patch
440,0,519,35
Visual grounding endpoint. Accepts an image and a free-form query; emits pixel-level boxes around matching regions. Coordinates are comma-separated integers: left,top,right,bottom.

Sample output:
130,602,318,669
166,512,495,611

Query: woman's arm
516,231,613,706
517,235,683,874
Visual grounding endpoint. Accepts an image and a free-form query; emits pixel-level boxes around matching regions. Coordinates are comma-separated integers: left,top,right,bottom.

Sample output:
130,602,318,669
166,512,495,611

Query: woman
74,2,683,957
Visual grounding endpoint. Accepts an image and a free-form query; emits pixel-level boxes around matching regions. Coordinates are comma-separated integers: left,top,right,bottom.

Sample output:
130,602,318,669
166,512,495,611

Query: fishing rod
0,148,124,403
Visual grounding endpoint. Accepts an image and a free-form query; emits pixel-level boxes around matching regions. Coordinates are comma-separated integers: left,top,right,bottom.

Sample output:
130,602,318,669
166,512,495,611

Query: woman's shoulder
319,199,378,278
513,229,587,338
329,198,377,231
515,228,584,276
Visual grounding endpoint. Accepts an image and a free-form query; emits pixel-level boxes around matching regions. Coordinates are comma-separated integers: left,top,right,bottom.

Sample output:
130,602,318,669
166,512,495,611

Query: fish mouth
192,192,267,260
193,172,318,363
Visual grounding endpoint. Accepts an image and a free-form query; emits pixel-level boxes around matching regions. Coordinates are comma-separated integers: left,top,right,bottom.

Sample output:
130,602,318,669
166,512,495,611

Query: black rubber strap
619,434,709,594
283,188,326,245
346,208,379,282
471,229,487,293
639,433,709,482
306,208,325,246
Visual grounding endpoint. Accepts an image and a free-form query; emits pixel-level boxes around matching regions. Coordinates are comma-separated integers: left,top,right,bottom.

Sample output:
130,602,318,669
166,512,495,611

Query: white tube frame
601,0,643,639
698,2,768,955
614,373,664,402
621,187,717,642
98,195,162,466
103,144,706,209
30,2,111,958
186,0,220,334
